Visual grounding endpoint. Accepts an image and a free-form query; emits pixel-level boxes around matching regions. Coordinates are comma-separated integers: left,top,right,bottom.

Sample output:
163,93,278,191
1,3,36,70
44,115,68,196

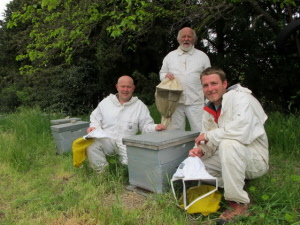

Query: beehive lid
50,117,82,125
123,130,199,150
50,121,89,132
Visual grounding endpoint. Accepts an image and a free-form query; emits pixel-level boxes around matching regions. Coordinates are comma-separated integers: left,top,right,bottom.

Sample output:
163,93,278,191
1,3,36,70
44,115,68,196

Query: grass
0,107,299,225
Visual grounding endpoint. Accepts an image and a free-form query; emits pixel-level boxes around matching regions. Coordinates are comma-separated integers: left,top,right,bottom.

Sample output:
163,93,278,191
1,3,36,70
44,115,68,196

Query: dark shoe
216,201,250,224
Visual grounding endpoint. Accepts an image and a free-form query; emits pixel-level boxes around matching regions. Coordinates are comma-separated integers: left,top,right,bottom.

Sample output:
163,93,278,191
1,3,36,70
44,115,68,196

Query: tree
0,0,31,113
1,0,299,113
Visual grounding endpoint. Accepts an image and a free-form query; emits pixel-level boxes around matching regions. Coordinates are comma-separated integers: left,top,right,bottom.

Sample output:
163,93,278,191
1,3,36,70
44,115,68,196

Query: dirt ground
103,186,148,210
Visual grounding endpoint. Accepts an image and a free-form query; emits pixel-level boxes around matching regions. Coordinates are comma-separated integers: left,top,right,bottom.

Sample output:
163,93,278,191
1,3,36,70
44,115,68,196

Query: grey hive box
123,130,199,193
50,117,82,125
51,120,89,154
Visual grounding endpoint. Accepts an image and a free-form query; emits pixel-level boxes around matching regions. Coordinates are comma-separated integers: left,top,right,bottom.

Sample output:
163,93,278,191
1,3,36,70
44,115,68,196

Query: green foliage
265,112,300,156
0,107,53,172
227,0,297,7
148,103,162,124
105,0,153,38
207,1,300,113
23,59,102,115
7,0,231,74
276,0,297,7
1,0,300,114
8,0,104,74
247,153,300,224
132,70,160,105
0,85,21,113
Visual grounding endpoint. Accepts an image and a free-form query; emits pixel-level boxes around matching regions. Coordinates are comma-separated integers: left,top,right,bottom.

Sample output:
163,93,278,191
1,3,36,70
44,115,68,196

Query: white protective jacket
201,84,269,165
89,94,157,143
159,46,211,105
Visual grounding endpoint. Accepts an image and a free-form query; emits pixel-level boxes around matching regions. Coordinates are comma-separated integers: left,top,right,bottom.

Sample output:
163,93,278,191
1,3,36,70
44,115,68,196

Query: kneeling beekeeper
85,75,166,172
188,67,269,224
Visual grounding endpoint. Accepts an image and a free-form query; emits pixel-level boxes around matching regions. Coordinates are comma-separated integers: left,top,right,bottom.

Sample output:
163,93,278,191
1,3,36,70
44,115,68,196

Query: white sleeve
204,54,211,69
159,56,169,81
89,103,105,131
138,104,157,133
206,95,265,146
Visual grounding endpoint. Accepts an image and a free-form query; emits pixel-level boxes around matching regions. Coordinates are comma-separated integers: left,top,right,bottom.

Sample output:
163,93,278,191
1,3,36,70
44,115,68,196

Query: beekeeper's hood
172,156,214,179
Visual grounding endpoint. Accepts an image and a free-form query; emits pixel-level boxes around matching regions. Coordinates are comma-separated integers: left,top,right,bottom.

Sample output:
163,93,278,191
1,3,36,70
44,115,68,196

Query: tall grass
0,107,54,172
0,107,299,224
265,111,300,156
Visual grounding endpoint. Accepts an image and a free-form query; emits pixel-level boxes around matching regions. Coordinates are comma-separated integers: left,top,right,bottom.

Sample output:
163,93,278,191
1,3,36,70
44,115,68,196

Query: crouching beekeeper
189,67,269,224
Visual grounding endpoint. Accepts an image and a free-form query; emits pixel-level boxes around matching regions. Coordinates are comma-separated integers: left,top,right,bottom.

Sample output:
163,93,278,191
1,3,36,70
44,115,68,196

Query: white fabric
86,138,118,170
171,156,218,211
170,103,204,132
84,128,113,139
159,46,210,131
200,84,269,203
159,46,211,105
87,94,157,167
172,156,214,180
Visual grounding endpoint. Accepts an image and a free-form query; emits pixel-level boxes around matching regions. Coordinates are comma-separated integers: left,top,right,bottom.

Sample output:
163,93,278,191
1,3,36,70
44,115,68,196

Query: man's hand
155,124,166,131
87,127,95,134
195,133,208,146
189,147,204,158
165,72,175,80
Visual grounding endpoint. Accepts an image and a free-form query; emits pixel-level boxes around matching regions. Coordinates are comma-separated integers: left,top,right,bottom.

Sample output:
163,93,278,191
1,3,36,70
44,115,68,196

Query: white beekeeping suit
87,94,158,170
200,84,269,204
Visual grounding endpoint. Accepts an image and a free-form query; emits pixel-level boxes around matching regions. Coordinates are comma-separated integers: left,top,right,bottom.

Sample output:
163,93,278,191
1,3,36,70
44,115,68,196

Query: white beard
179,43,193,52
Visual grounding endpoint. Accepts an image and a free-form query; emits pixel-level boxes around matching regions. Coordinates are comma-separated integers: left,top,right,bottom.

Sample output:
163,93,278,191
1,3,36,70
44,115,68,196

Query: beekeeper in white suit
189,67,269,224
86,75,166,172
159,27,211,132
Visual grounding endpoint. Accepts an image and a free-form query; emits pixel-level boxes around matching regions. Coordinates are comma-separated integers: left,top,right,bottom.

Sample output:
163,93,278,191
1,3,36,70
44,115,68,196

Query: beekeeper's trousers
86,138,128,171
202,139,268,204
170,103,204,132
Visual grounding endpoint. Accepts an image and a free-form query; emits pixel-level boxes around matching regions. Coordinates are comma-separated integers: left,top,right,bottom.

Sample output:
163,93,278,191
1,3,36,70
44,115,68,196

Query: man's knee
219,140,247,163
219,139,243,152
219,139,242,150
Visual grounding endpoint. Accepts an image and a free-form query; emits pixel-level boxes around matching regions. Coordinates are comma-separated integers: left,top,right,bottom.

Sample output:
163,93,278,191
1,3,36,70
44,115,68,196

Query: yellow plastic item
72,137,94,168
179,185,222,216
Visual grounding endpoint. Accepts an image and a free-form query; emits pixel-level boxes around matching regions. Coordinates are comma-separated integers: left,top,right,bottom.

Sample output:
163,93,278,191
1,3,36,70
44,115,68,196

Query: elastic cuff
204,133,209,141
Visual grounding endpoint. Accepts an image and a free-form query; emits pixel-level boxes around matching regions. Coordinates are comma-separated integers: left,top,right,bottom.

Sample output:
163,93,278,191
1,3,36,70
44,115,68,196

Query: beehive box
50,117,82,125
51,120,89,154
123,130,199,193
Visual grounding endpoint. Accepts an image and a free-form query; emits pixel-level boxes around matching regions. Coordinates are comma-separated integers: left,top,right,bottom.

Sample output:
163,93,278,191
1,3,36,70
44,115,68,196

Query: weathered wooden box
51,120,89,154
123,130,199,193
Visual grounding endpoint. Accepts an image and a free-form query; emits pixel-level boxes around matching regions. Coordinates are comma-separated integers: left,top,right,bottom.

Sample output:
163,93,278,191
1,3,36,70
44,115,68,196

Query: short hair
177,27,198,43
200,67,227,82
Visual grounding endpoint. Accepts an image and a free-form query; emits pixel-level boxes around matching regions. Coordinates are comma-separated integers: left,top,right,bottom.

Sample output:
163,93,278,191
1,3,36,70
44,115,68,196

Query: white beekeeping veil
155,78,183,128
